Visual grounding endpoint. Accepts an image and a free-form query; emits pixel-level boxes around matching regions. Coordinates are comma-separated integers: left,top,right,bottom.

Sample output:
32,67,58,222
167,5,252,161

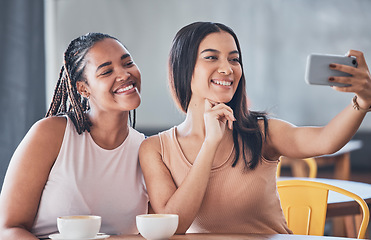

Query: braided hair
46,33,136,134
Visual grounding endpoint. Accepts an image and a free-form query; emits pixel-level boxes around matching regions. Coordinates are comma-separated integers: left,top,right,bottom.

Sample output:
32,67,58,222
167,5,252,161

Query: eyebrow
200,48,239,55
121,53,130,60
96,62,112,72
96,54,131,72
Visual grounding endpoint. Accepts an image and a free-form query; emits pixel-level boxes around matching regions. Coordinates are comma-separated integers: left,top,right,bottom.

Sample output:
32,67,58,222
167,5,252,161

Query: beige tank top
158,127,292,234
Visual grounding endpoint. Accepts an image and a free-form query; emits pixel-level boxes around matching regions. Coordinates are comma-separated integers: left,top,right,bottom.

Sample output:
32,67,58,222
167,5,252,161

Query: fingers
321,50,371,110
204,99,213,111
330,50,368,75
211,107,236,128
346,50,369,71
330,74,370,92
204,99,236,129
329,50,370,94
328,75,352,87
329,63,357,75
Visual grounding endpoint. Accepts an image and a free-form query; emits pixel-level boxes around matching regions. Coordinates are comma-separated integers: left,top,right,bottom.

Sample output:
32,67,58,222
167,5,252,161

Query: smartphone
305,53,358,87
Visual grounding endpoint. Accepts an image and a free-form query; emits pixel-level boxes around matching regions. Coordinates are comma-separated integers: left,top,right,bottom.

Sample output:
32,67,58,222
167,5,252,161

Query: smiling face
190,31,242,105
77,38,141,113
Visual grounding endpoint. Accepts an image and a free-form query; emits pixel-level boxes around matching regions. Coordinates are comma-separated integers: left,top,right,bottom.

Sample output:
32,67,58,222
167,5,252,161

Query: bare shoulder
139,135,161,156
257,118,289,138
33,115,67,135
261,118,297,159
139,134,172,185
139,135,163,166
5,116,68,184
265,118,296,136
23,115,67,143
17,116,68,164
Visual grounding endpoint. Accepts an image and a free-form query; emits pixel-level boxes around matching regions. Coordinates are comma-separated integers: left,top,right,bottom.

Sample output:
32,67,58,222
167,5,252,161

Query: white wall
45,0,371,131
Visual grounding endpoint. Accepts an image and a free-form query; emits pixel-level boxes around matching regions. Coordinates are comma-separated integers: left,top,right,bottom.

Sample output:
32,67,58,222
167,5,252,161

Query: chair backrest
277,157,317,178
277,179,369,239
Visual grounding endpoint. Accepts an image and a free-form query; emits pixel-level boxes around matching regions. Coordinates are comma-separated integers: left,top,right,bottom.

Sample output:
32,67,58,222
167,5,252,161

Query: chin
211,97,233,104
128,98,141,111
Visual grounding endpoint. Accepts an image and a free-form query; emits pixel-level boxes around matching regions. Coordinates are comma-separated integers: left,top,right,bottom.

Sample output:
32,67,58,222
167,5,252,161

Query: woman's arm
139,136,218,234
139,101,235,234
265,50,371,159
0,116,66,239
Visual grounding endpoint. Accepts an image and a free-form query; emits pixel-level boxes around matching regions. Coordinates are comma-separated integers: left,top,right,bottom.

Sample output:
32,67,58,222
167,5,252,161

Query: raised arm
265,50,371,159
0,117,66,239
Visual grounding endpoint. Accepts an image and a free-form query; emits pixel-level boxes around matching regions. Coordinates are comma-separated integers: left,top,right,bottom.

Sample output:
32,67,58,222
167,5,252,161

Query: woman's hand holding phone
306,50,371,110
305,53,358,87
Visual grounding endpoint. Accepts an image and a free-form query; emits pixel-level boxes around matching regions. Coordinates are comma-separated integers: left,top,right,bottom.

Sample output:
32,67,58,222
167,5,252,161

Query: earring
84,90,90,100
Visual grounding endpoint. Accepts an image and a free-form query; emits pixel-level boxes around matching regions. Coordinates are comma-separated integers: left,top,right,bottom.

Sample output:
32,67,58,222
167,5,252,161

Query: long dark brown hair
45,33,136,134
169,22,268,170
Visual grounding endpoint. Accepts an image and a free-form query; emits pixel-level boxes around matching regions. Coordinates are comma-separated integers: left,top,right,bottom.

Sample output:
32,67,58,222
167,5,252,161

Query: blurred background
1,0,371,187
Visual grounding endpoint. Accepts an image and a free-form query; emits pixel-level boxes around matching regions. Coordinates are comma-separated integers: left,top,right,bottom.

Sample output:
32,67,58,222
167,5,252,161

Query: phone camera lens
352,59,357,65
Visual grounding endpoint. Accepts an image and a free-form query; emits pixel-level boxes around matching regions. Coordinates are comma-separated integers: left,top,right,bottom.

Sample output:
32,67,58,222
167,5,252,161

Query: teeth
123,85,133,91
214,80,232,86
116,84,134,93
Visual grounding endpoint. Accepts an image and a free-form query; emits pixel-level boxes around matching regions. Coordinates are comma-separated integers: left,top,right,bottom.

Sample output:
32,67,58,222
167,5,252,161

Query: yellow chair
277,179,369,239
277,156,317,178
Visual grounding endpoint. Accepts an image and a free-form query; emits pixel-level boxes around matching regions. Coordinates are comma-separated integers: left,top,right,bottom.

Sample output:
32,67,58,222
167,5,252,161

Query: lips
115,84,134,93
113,81,136,94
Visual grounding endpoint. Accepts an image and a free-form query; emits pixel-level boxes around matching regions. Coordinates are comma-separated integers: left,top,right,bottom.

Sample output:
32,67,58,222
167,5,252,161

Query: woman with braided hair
0,33,148,239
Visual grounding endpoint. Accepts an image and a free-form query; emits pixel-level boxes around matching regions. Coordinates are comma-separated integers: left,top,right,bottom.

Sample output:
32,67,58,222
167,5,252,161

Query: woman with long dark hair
139,22,371,234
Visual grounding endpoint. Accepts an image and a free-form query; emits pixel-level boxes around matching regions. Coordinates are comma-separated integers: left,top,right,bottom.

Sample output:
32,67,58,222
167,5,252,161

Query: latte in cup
57,215,101,239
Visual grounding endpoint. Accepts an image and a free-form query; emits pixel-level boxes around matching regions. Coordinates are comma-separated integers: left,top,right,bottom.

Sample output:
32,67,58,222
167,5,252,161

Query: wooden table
278,177,371,238
44,178,370,240
314,140,363,180
280,140,363,180
108,233,357,240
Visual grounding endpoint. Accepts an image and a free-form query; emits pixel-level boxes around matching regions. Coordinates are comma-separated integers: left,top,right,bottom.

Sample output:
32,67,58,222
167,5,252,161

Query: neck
86,109,130,150
177,97,208,138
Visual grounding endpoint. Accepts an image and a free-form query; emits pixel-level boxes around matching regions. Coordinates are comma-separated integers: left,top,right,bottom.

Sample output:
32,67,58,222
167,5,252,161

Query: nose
116,69,131,82
218,60,233,75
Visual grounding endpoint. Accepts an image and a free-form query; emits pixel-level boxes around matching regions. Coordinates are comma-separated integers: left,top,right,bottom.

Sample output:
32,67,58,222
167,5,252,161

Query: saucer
49,233,110,240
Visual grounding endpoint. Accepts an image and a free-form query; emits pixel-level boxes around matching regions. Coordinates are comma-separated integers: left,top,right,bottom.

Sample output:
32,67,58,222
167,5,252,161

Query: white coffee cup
136,214,178,240
57,215,101,239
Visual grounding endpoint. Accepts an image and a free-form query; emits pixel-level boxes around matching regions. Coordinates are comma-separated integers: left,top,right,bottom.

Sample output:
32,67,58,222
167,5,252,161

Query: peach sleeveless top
158,127,292,234
31,117,148,238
